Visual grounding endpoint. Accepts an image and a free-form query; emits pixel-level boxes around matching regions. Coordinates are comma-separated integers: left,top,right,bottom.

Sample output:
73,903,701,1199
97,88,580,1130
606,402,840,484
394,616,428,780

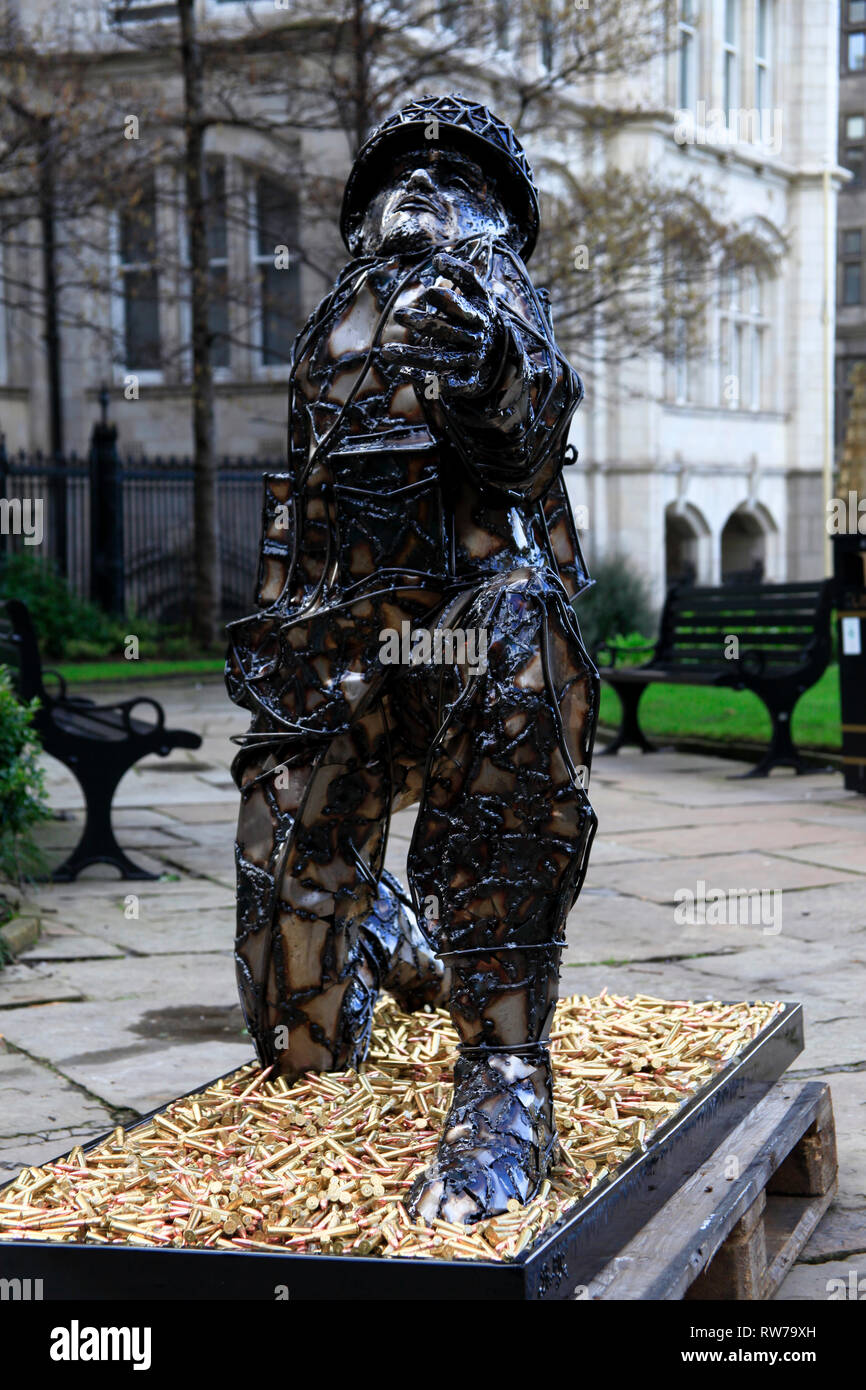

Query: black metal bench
597,580,834,778
0,598,202,880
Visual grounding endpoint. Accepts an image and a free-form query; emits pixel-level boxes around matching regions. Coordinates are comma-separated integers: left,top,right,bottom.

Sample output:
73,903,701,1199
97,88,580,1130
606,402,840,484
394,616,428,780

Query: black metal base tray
0,1002,803,1300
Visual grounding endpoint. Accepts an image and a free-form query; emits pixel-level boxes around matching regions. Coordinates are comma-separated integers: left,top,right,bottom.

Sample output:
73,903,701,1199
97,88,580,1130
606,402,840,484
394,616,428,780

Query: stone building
837,0,866,459
0,0,845,607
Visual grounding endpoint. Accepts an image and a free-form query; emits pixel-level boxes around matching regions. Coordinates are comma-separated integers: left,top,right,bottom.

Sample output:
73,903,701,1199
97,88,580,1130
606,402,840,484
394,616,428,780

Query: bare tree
178,0,219,649
0,0,771,641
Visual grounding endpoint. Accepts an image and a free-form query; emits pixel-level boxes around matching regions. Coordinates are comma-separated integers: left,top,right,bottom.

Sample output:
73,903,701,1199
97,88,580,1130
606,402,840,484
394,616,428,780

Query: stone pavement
1,675,864,1299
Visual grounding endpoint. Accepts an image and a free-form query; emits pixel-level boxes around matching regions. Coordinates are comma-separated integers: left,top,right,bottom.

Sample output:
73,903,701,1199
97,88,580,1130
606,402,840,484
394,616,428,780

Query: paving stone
59,1041,254,1115
17,927,126,961
0,1129,114,1179
766,882,866,942
798,1204,866,1263
774,1254,866,1300
563,892,746,964
23,951,235,1004
770,841,866,875
0,1046,114,1145
0,964,85,1008
153,847,234,887
588,852,861,904
0,1000,252,1113
162,803,238,825
82,910,235,956
616,819,848,859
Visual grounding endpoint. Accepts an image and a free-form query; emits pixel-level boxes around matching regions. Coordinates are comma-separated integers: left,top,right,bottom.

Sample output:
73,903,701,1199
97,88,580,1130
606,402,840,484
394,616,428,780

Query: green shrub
575,554,656,656
0,553,168,660
0,665,49,887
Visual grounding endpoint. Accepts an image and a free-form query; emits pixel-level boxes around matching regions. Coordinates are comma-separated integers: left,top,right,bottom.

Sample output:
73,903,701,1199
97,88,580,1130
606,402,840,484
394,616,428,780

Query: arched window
719,264,769,411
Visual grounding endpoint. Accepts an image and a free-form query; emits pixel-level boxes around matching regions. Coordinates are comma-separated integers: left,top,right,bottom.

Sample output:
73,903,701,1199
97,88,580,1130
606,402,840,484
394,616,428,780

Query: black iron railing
0,439,279,625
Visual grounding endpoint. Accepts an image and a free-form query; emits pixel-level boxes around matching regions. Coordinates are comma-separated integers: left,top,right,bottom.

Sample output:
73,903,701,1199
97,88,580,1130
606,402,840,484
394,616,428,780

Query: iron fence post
89,390,124,615
0,433,7,562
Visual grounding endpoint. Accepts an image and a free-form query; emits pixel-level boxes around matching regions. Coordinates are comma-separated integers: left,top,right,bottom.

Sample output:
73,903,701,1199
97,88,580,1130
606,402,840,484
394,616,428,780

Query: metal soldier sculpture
227,95,599,1225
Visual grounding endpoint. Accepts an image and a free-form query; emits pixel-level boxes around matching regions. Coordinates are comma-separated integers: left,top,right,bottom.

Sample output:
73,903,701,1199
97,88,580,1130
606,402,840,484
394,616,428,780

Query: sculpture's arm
382,246,582,503
438,291,582,501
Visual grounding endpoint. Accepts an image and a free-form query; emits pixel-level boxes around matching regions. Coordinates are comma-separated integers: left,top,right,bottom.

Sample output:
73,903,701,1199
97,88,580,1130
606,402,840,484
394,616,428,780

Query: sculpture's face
355,148,511,256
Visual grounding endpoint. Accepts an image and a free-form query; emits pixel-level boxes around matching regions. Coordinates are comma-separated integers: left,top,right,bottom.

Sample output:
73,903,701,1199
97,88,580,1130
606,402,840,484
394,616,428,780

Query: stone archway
720,503,778,583
665,502,711,588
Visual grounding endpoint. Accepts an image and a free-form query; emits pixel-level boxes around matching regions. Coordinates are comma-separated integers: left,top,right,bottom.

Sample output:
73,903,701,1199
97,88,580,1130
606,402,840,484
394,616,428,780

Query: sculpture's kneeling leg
406,570,598,1223
234,710,447,1078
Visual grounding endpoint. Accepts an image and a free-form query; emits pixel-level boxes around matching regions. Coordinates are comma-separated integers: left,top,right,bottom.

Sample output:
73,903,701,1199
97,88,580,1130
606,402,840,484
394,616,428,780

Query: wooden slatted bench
0,598,202,881
597,580,834,778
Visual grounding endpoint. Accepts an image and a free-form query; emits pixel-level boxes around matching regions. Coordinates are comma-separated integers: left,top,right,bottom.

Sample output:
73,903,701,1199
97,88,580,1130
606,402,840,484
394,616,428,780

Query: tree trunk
38,116,67,576
350,0,370,155
179,0,220,650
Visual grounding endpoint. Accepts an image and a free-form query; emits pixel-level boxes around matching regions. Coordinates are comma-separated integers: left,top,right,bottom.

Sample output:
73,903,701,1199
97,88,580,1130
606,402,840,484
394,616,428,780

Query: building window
437,0,465,33
253,176,300,369
107,2,180,23
844,0,866,71
678,0,698,110
493,0,516,51
538,0,555,72
0,234,7,386
723,0,739,118
836,355,866,448
842,114,865,183
205,158,230,370
118,173,160,372
665,238,692,403
755,0,772,115
719,265,768,411
842,229,863,306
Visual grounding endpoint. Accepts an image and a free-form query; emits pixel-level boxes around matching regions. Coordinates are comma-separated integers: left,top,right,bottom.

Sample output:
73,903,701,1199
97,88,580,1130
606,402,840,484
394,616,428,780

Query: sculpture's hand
381,251,505,400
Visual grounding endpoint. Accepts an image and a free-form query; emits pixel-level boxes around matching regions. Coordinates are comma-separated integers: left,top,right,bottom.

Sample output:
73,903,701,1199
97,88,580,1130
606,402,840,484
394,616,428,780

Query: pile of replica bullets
0,992,782,1262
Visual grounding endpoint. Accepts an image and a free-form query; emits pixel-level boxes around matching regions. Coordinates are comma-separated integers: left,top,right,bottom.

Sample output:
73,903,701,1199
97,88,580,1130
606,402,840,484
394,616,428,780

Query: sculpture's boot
359,870,450,1013
407,943,560,1225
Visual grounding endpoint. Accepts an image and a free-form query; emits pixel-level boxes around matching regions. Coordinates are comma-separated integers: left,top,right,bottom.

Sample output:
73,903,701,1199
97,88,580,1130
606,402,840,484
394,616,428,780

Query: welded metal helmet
340,93,541,261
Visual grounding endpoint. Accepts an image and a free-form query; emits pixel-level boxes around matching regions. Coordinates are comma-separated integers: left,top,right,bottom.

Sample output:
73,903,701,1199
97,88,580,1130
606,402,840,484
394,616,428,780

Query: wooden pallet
587,1080,837,1300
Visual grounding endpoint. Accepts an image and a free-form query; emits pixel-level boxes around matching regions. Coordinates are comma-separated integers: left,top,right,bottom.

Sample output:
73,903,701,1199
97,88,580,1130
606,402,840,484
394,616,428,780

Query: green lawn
598,663,842,751
57,657,225,685
55,656,842,752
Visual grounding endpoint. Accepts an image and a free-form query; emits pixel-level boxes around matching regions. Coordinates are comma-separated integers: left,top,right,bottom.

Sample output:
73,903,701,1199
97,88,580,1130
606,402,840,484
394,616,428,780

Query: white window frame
104,1,179,28
723,0,739,126
677,0,699,111
205,155,232,378
755,0,772,117
248,173,297,380
492,0,518,55
110,181,164,386
673,317,688,404
719,265,769,412
537,0,555,74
